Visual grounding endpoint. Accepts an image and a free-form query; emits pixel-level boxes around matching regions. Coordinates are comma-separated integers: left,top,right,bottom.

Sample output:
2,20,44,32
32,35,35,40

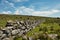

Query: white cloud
5,0,15,8
1,6,60,16
14,9,20,15
51,10,60,12
2,11,12,14
13,0,28,2
14,6,60,16
32,10,60,16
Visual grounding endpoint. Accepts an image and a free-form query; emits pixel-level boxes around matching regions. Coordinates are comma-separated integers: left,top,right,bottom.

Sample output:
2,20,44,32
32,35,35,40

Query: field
0,14,60,40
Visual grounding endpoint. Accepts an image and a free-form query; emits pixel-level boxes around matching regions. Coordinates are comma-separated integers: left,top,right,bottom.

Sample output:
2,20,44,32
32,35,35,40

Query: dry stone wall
0,20,41,40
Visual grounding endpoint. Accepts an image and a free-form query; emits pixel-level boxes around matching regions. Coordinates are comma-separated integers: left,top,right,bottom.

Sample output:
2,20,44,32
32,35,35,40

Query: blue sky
0,0,60,17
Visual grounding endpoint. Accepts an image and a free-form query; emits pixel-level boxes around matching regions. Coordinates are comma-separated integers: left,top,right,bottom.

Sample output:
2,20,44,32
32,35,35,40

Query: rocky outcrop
0,20,41,40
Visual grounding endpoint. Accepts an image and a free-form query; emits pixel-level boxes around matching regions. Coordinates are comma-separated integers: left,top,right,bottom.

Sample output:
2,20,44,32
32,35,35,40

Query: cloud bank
14,6,60,16
1,6,60,16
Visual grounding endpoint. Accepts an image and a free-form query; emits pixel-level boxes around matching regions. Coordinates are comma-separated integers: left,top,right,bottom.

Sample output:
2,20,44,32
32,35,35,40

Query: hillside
0,14,60,27
0,14,60,40
0,14,46,27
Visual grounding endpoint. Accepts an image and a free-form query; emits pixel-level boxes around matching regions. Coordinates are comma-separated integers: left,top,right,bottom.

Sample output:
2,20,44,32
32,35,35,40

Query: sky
0,0,60,17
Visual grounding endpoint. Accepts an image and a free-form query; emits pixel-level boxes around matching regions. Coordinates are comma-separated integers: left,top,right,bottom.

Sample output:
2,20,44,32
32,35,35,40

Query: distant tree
57,17,60,19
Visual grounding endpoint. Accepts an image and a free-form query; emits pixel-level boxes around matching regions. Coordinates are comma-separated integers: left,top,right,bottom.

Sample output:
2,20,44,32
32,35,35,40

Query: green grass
0,14,42,27
14,37,22,40
26,27,40,37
